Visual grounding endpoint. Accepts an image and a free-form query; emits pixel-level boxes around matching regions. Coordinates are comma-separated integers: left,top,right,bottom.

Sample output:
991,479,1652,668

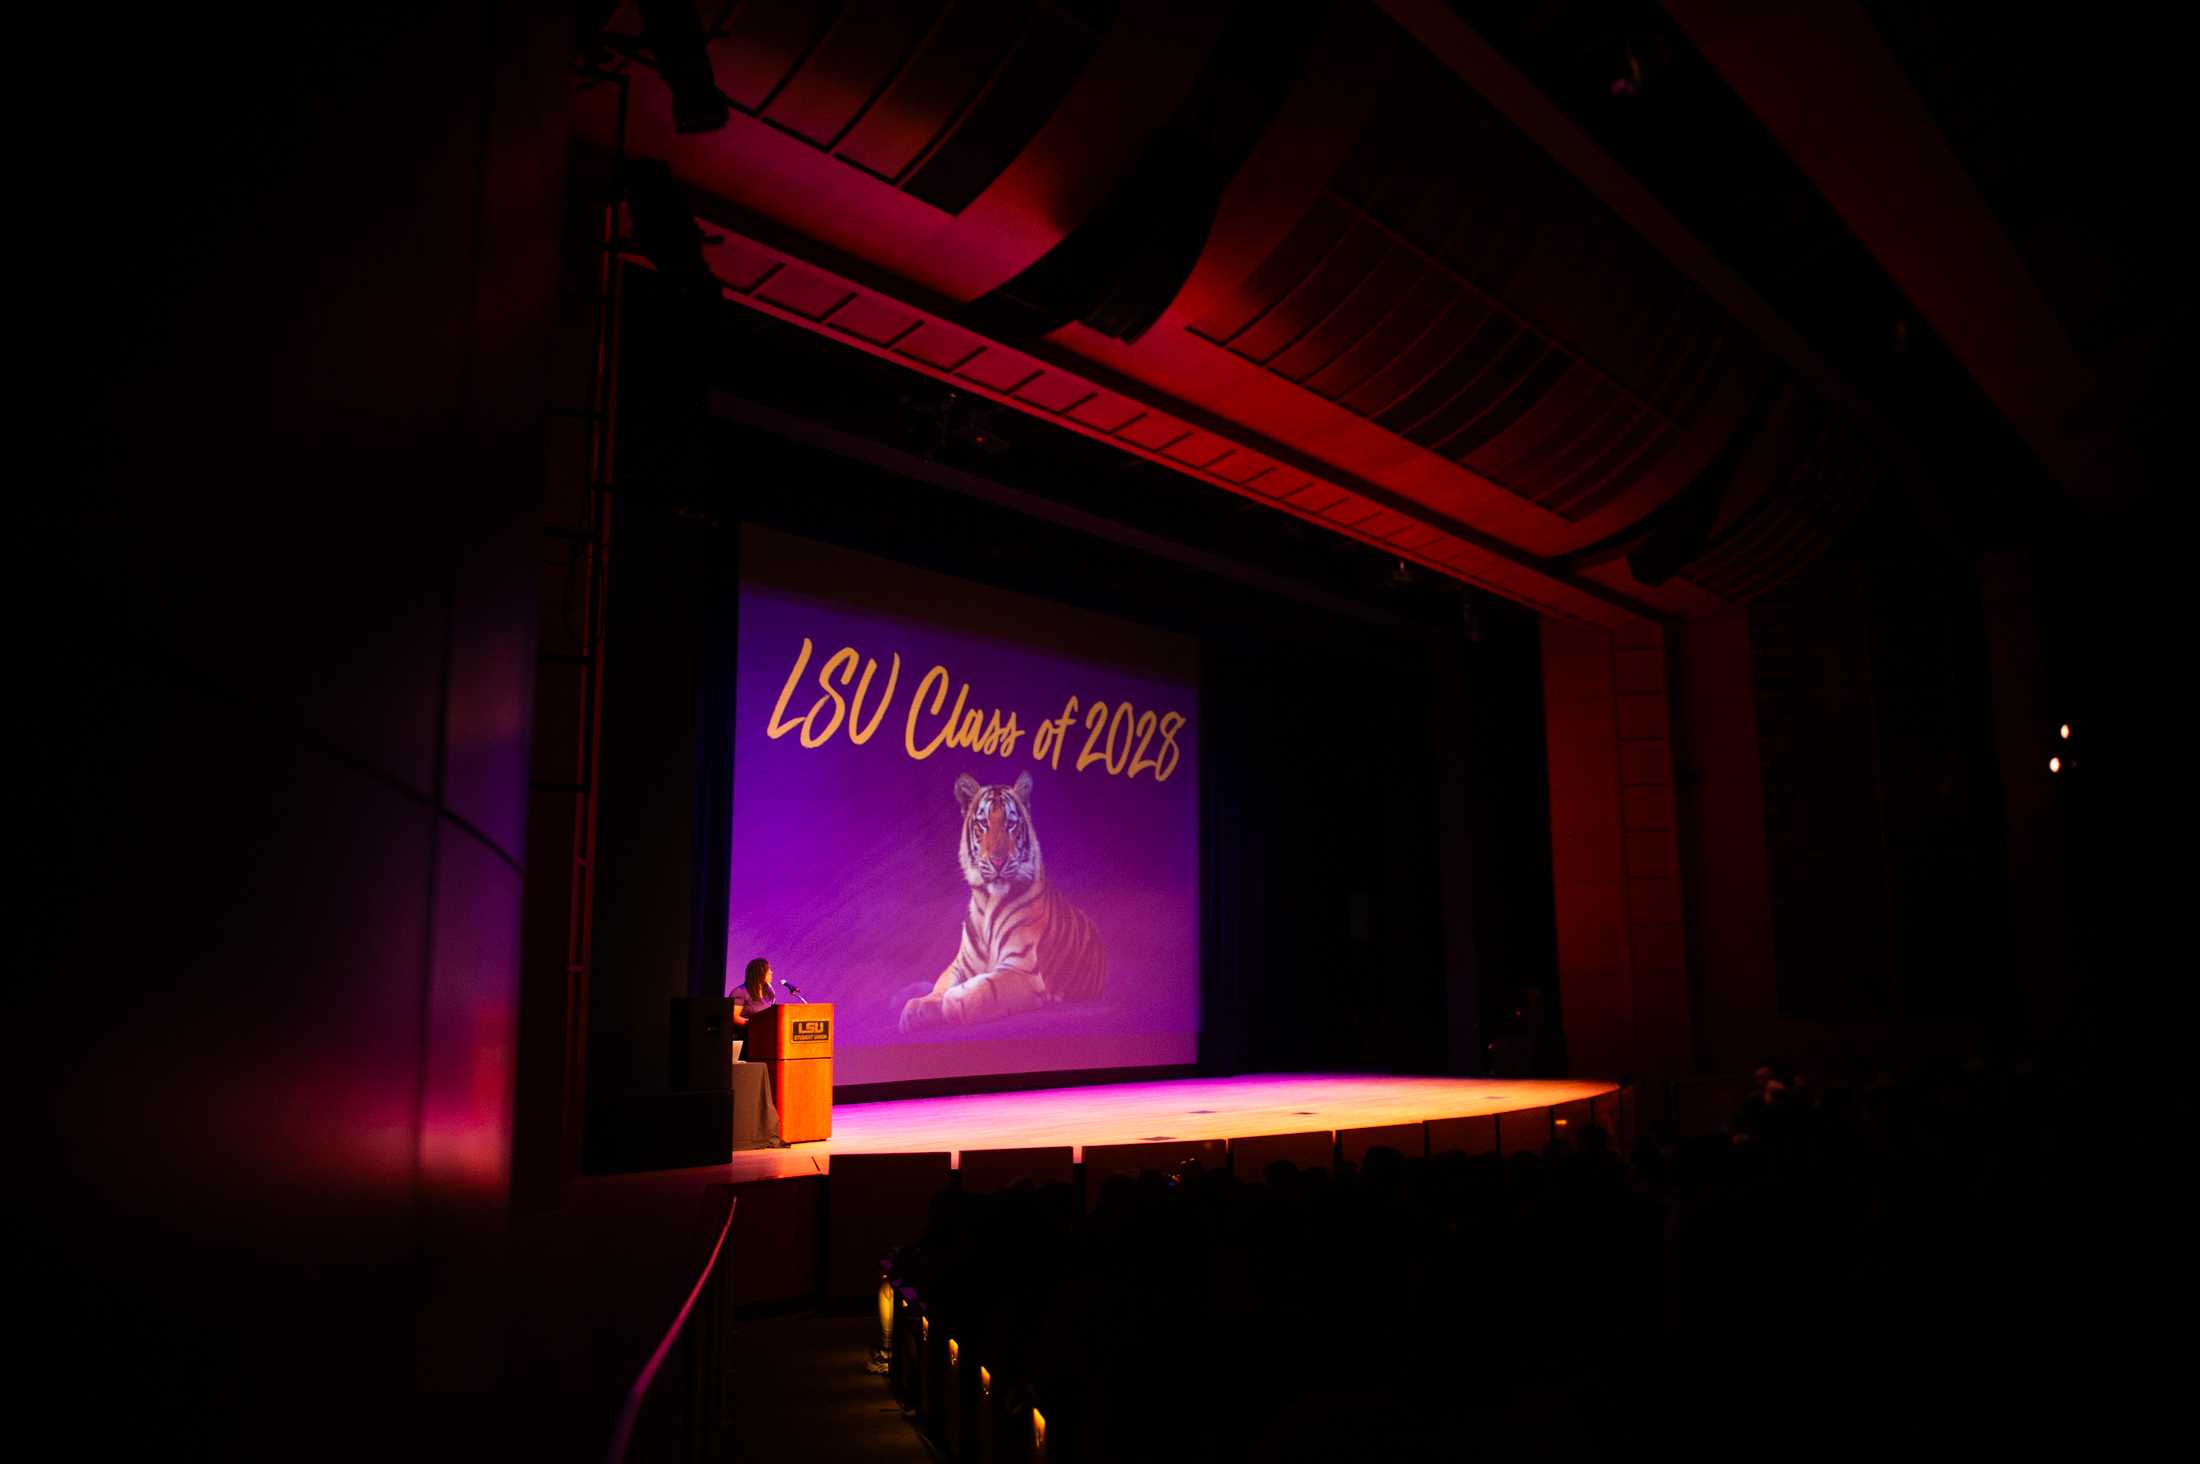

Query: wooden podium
745,1003,833,1142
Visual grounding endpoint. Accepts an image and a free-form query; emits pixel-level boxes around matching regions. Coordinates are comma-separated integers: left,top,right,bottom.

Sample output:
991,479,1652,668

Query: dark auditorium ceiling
582,0,2178,632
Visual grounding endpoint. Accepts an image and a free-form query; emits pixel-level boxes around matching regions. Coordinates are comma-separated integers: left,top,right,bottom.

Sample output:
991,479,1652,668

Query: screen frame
718,522,1206,1099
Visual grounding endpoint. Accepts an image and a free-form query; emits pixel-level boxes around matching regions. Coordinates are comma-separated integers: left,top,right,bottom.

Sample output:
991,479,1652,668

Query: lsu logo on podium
792,1019,831,1043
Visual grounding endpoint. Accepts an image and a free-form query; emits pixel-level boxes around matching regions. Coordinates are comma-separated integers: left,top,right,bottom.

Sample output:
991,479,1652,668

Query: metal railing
606,1194,736,1464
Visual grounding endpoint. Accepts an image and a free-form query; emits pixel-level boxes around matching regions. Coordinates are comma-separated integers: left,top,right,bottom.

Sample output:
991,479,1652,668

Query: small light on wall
2060,724,2071,740
1033,1408,1048,1460
921,1315,929,1342
948,1338,959,1368
979,1366,992,1396
2049,757,2061,773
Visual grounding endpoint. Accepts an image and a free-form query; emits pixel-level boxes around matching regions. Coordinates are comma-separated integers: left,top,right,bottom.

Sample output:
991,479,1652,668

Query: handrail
605,1194,737,1464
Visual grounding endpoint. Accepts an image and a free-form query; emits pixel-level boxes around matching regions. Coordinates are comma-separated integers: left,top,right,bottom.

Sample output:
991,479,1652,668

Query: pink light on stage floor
706,1073,1619,1182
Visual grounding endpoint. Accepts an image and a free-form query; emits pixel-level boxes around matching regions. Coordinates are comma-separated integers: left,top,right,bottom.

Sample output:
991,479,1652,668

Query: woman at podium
730,956,778,1050
730,956,831,1143
728,956,785,1148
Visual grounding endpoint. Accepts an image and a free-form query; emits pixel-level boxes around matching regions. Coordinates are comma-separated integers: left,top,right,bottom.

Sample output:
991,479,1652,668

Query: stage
711,1072,1621,1183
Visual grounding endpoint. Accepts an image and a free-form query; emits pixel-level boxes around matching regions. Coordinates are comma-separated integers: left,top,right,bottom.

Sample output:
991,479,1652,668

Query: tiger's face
955,770,1040,892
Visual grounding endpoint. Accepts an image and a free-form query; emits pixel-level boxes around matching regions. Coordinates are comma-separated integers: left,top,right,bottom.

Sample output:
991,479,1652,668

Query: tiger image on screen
897,770,1107,1033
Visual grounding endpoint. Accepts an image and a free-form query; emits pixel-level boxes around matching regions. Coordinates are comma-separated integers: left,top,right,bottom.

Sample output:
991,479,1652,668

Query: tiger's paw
899,996,944,1035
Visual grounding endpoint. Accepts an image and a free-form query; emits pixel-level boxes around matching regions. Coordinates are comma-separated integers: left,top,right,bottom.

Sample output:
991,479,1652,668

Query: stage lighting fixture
1391,559,1416,587
1611,45,1644,97
979,1366,992,1397
1033,1408,1048,1461
618,159,718,290
907,389,1014,461
960,401,1012,458
627,0,729,133
2060,724,2071,739
2049,757,2061,773
1597,31,1671,99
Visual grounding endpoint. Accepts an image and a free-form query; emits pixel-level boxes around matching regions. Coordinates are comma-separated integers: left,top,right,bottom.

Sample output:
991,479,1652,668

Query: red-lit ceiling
585,0,1901,630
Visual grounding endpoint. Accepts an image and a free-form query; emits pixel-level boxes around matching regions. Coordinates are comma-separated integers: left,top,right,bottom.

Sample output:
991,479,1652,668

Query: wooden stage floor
712,1073,1617,1183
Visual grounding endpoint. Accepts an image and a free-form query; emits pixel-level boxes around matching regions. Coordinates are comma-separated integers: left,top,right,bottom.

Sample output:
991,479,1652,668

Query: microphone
781,980,808,1001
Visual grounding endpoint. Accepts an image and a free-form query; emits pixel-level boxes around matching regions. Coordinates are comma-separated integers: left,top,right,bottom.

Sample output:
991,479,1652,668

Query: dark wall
2035,484,2186,1048
581,498,737,1133
1745,505,2016,1037
19,6,566,1451
1672,611,1780,1069
1200,641,1445,1074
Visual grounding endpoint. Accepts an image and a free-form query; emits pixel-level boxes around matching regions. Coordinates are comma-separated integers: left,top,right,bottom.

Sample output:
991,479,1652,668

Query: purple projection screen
726,528,1201,1087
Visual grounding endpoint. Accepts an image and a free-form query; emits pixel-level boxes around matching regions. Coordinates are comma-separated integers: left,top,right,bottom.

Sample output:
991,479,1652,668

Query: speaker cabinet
669,997,734,1092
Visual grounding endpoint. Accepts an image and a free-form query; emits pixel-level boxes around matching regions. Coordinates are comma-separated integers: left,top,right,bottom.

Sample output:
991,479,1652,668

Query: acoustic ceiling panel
702,0,1116,214
603,0,1902,618
763,1,947,148
834,0,1027,178
1683,409,1878,603
1179,25,1799,523
1264,248,1430,384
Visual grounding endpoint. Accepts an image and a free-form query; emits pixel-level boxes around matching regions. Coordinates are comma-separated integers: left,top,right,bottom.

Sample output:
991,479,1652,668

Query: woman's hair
743,957,771,992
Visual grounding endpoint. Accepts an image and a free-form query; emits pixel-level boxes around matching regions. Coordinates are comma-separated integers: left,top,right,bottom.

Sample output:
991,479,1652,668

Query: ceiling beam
1661,0,2142,512
1373,0,1963,551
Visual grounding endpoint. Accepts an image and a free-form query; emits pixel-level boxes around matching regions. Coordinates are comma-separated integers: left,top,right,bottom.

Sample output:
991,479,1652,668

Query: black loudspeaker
584,1092,732,1172
669,997,735,1091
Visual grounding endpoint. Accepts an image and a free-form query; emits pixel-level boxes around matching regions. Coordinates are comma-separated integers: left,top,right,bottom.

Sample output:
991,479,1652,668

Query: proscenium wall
579,287,1555,1120
17,6,567,1451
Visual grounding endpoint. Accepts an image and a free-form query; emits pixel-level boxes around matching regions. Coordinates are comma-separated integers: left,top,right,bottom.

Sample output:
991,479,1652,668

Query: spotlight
648,0,730,133
1610,45,1644,97
2059,724,2071,740
2049,757,2061,773
1595,31,1670,99
907,390,1013,462
961,402,1012,458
